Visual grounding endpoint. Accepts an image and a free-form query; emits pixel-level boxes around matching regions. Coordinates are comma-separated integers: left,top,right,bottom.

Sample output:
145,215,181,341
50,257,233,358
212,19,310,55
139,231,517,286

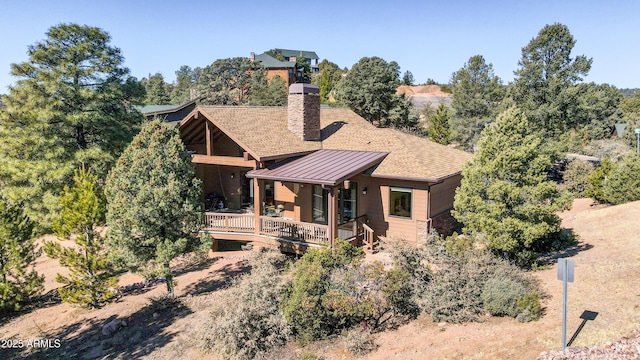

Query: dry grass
361,198,640,359
1,199,638,359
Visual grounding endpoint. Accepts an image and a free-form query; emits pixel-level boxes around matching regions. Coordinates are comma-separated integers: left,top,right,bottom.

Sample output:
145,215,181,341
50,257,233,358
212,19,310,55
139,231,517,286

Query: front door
338,182,357,224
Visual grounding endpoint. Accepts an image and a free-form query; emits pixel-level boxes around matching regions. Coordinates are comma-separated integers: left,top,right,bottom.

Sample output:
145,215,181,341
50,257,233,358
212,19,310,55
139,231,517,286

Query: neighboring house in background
138,97,200,122
251,48,320,85
174,84,471,252
251,52,296,86
275,48,320,73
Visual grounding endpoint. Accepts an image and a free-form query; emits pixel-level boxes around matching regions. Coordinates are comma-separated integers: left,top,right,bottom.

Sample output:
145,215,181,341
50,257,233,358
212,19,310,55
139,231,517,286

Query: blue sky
1,0,639,92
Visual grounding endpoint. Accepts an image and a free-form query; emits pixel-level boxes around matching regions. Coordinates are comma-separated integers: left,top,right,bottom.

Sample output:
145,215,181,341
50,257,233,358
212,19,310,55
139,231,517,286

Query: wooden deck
203,212,376,250
203,212,330,245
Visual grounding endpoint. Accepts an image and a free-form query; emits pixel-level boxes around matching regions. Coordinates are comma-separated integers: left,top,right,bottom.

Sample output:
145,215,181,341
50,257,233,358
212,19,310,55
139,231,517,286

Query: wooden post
253,178,261,237
205,120,212,156
327,187,338,248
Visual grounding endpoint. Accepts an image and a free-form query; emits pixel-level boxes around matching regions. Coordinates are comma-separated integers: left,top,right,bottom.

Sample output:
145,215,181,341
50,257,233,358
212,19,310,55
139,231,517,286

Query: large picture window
389,187,412,218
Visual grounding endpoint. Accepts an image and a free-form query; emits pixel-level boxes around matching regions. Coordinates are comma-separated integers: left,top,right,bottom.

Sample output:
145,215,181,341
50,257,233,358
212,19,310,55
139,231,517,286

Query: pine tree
105,120,211,293
316,60,342,103
449,55,505,150
43,166,117,307
584,158,612,203
426,103,452,145
0,23,145,231
603,154,640,205
142,73,171,105
402,71,415,86
510,23,592,138
452,107,572,267
0,199,43,312
335,56,403,126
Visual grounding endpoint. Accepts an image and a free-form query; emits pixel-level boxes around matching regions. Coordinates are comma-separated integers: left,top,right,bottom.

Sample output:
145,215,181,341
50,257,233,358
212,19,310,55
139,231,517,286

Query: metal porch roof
247,149,388,186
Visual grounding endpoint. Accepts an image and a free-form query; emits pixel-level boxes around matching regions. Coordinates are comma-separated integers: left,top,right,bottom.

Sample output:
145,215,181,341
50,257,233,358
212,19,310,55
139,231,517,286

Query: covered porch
202,149,387,251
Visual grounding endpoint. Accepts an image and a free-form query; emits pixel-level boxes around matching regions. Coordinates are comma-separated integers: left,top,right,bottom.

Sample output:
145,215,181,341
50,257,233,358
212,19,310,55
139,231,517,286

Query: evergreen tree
387,93,420,130
315,60,343,103
43,166,117,307
266,75,288,106
562,82,623,140
264,49,285,61
295,56,312,83
402,70,415,86
510,23,592,138
0,23,145,230
335,57,406,127
105,120,211,293
142,72,171,104
0,199,43,312
449,55,505,150
585,157,612,203
248,74,287,106
619,90,640,149
170,65,201,104
426,103,452,145
603,154,640,204
196,57,264,105
452,107,572,267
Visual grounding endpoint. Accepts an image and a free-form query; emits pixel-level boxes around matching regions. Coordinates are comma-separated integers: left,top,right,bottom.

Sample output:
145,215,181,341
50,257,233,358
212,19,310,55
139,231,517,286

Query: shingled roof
184,106,472,183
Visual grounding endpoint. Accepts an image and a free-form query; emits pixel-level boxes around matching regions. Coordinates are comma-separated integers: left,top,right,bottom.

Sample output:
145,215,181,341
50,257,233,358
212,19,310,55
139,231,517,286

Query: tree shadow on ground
0,288,64,325
539,228,593,264
5,296,192,360
171,256,218,278
181,263,250,296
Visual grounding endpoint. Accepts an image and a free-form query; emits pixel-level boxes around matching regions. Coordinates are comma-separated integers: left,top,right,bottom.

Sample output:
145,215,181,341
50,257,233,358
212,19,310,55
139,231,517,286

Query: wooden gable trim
191,154,255,167
179,107,262,161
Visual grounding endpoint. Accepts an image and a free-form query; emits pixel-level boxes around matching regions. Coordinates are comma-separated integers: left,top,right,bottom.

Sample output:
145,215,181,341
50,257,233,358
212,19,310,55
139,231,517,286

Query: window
389,187,412,218
312,185,328,225
264,180,275,206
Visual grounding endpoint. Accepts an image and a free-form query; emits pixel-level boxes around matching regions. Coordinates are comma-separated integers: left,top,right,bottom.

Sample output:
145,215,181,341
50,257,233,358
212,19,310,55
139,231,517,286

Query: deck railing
337,215,377,251
204,213,255,233
203,212,374,249
260,217,329,245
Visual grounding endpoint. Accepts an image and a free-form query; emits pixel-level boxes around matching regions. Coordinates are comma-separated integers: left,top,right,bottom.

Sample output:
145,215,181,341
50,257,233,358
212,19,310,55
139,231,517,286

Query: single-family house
176,84,471,252
275,48,320,73
251,52,297,86
251,49,320,86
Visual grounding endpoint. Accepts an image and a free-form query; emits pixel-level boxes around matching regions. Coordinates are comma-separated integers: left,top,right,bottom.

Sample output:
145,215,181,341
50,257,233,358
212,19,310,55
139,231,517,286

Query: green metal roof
276,49,319,60
135,104,178,113
255,53,294,68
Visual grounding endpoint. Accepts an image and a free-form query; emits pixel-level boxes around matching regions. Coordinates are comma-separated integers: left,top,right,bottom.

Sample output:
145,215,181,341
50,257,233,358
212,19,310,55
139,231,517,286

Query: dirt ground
397,84,452,109
1,198,639,359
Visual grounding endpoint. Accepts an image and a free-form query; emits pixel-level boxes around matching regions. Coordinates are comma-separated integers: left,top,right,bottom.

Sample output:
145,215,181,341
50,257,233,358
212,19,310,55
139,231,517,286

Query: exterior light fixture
362,187,367,195
344,180,350,189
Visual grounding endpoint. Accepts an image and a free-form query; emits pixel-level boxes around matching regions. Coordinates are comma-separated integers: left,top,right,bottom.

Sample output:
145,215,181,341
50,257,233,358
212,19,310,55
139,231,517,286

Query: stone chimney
288,83,320,141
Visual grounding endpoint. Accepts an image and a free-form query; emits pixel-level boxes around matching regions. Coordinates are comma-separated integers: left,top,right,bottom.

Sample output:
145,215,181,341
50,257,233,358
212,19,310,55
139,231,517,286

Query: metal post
562,259,568,350
558,258,574,351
